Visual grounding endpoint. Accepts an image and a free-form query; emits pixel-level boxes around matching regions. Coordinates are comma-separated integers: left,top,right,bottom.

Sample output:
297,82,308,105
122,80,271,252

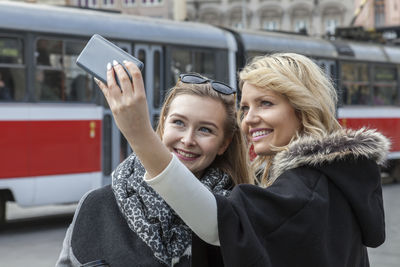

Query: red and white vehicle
0,2,237,224
0,104,102,206
1,1,399,225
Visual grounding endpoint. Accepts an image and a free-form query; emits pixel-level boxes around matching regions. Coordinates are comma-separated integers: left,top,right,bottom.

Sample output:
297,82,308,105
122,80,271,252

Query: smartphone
76,34,144,86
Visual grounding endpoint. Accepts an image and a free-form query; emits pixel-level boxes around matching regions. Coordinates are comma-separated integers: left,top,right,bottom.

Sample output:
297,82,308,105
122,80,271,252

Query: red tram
1,1,399,224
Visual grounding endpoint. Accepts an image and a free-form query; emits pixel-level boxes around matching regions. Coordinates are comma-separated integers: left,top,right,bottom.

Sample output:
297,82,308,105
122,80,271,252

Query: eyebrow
241,93,277,104
168,113,220,129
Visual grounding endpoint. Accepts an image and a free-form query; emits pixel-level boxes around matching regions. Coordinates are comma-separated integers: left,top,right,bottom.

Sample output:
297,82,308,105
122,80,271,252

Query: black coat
194,128,389,267
57,185,192,266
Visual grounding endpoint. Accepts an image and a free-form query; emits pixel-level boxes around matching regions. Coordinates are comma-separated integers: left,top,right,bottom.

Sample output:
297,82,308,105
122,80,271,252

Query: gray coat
56,185,192,267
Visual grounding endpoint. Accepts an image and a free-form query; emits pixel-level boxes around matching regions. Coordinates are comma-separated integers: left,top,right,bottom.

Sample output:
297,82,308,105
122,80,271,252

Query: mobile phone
76,34,144,86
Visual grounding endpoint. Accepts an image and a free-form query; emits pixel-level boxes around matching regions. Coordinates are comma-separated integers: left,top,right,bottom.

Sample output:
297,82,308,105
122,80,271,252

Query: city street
0,183,399,267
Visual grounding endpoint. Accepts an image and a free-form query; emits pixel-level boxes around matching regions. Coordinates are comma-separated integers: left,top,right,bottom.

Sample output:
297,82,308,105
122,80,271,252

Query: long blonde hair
239,53,342,186
156,75,253,185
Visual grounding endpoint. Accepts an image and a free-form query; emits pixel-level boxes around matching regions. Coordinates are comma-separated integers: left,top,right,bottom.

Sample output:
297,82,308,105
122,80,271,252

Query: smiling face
240,82,301,156
162,94,230,178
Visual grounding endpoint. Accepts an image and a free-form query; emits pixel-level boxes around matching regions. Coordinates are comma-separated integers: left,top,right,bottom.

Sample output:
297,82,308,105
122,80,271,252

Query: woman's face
240,82,301,156
162,94,230,178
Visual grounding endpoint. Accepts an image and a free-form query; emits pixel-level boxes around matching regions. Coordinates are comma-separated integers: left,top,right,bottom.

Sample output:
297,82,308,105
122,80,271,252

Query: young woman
56,69,252,267
94,54,389,267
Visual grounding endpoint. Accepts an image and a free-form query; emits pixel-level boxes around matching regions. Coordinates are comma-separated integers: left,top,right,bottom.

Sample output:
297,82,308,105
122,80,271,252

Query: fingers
112,60,133,95
123,60,146,98
95,60,144,102
106,62,122,96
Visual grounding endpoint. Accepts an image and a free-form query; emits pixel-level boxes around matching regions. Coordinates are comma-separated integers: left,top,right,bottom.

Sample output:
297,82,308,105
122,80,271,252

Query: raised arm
97,61,172,177
95,60,220,245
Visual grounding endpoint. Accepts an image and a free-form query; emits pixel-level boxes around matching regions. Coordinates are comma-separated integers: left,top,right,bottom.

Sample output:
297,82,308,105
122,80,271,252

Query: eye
239,105,249,120
199,127,212,134
172,119,184,126
261,100,273,107
240,105,249,115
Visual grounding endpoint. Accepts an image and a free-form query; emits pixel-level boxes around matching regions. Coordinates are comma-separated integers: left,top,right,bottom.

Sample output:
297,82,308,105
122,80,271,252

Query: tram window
0,37,25,101
35,38,94,102
34,69,62,101
137,49,146,87
193,51,215,79
36,39,62,67
153,114,160,130
153,50,161,108
65,41,93,102
171,49,190,85
340,62,370,105
372,66,398,106
170,48,216,87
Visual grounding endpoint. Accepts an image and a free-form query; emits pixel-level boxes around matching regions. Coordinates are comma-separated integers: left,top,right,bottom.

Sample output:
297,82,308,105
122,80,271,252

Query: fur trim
269,128,391,182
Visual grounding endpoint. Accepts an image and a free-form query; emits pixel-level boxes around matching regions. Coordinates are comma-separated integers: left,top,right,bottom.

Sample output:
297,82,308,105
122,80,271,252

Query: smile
251,129,272,141
174,149,199,161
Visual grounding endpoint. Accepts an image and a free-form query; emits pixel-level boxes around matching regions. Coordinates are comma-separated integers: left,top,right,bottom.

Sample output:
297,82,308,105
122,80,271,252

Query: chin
254,147,273,156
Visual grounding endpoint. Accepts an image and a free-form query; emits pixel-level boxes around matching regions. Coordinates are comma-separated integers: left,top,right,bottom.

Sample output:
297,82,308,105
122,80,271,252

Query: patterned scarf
112,153,232,266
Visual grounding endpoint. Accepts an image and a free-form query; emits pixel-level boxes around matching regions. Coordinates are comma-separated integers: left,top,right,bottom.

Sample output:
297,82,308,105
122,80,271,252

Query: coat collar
269,128,390,182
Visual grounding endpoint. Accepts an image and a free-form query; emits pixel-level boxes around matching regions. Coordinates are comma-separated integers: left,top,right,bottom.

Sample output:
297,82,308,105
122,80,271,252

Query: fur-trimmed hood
270,128,390,182
270,127,390,247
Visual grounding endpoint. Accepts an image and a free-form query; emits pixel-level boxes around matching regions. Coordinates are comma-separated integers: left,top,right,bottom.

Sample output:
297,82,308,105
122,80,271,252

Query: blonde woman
96,54,389,267
56,71,252,267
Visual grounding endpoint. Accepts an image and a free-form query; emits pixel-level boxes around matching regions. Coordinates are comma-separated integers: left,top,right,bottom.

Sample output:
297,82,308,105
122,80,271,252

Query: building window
103,0,115,6
374,0,385,27
78,0,97,7
294,19,308,33
142,0,163,6
233,21,244,29
262,20,278,31
124,0,135,5
325,18,338,35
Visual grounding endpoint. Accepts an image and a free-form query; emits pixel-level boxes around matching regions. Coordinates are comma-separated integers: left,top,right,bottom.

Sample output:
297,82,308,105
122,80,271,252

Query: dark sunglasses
179,74,236,95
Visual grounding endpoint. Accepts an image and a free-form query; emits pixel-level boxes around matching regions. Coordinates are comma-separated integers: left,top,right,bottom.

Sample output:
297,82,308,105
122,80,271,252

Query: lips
250,128,272,141
174,148,199,161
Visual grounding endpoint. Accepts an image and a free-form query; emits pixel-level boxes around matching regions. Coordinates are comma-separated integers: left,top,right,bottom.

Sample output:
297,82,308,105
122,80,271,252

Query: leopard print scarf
112,153,232,266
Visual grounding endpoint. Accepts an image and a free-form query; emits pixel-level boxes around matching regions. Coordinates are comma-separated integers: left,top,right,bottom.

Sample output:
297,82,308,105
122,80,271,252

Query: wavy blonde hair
239,53,342,186
156,75,254,185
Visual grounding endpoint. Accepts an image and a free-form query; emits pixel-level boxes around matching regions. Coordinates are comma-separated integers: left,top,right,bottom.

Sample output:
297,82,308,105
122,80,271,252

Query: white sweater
145,154,220,246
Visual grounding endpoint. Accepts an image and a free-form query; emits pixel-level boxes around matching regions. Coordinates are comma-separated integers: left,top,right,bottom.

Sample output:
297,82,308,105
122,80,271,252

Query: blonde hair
239,53,342,186
156,74,253,185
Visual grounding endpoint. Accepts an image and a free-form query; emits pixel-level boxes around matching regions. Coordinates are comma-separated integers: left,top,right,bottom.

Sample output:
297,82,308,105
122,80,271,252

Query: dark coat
56,185,192,266
194,128,389,267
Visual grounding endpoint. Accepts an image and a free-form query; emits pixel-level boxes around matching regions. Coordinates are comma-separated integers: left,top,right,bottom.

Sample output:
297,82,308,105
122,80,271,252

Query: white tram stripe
338,107,400,118
0,172,103,206
0,103,103,120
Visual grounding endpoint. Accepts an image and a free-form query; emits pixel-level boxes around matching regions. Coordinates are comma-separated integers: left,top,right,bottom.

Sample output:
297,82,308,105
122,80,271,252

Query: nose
181,129,196,147
243,107,259,126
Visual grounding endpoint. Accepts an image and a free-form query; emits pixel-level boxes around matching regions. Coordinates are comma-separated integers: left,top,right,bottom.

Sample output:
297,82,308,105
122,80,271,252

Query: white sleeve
145,154,220,246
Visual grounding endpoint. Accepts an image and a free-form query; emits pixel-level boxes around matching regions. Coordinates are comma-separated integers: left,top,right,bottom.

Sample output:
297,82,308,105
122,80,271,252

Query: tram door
134,44,164,129
101,41,134,185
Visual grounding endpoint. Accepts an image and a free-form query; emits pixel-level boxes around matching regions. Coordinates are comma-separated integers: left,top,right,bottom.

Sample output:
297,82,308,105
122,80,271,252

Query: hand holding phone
76,34,144,86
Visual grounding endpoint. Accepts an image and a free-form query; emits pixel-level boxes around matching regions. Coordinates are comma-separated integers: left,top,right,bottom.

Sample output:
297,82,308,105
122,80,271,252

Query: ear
217,137,232,155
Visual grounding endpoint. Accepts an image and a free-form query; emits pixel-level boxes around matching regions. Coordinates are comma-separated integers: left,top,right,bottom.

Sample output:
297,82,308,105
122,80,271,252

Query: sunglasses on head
179,73,236,95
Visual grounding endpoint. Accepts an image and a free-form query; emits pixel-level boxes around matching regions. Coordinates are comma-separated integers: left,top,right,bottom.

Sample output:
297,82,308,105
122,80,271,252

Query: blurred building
186,0,354,37
353,0,400,28
65,0,171,18
9,0,356,37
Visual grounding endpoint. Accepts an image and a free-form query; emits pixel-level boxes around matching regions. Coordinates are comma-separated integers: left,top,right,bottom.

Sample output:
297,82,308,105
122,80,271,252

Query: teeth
252,130,270,138
177,150,197,158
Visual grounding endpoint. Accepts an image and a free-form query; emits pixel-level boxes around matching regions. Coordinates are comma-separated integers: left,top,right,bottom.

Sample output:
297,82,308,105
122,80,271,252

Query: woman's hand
95,60,172,177
95,60,153,143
